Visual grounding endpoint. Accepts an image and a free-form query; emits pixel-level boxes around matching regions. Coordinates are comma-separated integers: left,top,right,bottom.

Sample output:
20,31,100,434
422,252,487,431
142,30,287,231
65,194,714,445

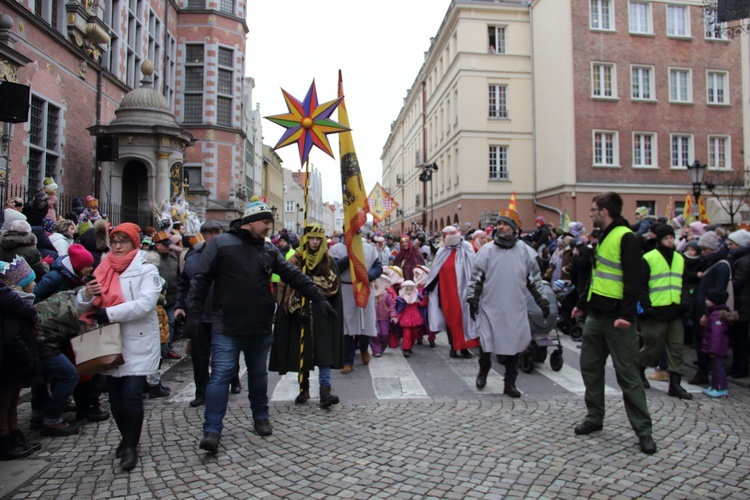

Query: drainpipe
528,1,562,224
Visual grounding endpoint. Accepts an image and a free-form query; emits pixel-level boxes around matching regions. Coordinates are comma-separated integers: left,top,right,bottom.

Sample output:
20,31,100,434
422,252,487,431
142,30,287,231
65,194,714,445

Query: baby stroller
555,282,583,340
520,281,564,373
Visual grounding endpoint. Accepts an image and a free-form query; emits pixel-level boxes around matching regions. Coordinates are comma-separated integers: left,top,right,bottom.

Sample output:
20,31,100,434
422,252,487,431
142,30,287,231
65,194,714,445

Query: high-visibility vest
643,249,684,306
588,225,633,301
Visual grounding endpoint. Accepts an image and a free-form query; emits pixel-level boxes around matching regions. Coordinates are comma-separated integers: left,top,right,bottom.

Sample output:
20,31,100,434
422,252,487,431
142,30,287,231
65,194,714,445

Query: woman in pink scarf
77,222,161,471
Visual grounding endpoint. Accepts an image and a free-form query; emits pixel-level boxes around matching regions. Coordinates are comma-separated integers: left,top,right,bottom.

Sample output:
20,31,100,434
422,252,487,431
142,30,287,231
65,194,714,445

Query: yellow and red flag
508,191,517,212
368,182,399,222
698,196,710,224
665,196,674,220
683,193,693,224
338,70,370,308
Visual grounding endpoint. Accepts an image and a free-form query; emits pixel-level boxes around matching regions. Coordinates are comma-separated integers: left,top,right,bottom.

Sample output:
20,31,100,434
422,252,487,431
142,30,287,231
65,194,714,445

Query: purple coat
702,304,734,356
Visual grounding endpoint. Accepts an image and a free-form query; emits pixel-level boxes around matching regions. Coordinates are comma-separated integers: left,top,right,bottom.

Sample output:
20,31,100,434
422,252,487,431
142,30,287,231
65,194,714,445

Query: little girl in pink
372,275,397,358
395,280,428,357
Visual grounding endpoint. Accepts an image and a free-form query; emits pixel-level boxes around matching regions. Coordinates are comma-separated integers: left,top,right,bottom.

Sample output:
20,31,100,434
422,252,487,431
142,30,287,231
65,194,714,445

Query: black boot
667,372,693,400
295,380,310,404
640,367,650,389
687,370,709,385
503,383,521,398
319,386,340,409
119,412,143,471
111,407,125,458
0,434,32,460
10,429,40,453
476,353,491,389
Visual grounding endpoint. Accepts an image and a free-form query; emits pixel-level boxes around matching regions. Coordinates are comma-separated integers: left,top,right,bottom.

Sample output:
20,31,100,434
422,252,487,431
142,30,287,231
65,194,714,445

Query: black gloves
540,300,550,320
469,301,479,321
94,308,110,325
184,315,201,340
319,300,338,320
292,309,308,326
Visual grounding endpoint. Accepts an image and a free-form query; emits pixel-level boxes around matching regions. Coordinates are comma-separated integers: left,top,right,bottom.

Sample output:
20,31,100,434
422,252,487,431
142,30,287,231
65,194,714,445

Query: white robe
467,240,545,355
328,241,378,337
425,240,475,335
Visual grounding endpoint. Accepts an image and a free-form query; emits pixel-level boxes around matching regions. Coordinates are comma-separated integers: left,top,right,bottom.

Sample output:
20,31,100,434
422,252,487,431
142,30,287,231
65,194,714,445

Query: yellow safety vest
588,225,632,301
643,249,683,306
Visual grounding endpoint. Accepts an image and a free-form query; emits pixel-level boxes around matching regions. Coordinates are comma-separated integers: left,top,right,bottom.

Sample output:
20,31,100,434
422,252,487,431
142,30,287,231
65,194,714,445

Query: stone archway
121,160,150,226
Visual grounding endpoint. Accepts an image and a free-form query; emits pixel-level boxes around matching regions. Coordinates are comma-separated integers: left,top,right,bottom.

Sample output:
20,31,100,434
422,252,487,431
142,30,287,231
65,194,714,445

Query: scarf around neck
93,249,139,308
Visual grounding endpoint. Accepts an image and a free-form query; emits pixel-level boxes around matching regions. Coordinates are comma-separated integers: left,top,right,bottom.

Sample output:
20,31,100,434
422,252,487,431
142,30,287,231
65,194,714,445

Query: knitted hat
303,224,326,239
689,221,706,237
110,222,141,248
242,196,273,224
655,225,675,243
535,216,546,225
728,229,750,248
9,220,31,234
67,243,94,272
706,288,729,306
683,240,700,253
568,221,585,238
1,207,26,232
43,177,58,191
85,195,98,208
0,256,36,288
697,231,721,250
42,218,56,233
71,197,84,210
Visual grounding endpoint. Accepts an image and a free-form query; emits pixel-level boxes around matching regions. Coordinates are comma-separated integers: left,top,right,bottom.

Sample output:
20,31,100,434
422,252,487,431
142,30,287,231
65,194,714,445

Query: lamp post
686,159,706,218
419,162,438,233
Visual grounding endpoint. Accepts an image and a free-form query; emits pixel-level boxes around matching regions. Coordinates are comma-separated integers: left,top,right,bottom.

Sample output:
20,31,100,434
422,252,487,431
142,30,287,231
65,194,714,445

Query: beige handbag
70,323,124,375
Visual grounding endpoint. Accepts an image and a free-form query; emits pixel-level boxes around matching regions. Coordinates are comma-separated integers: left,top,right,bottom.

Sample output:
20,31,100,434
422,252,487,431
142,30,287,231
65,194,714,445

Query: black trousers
191,322,239,398
478,348,519,384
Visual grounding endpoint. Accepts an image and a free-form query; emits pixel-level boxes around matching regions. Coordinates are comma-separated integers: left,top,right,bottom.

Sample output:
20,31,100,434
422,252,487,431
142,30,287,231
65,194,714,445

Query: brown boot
687,370,709,385
341,364,353,375
319,386,340,409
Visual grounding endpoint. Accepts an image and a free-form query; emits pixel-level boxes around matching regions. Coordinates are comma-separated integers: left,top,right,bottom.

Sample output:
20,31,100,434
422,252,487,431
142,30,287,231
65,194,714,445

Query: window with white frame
103,0,122,74
183,44,204,123
667,4,689,37
590,0,613,30
629,1,652,34
285,201,295,213
28,95,61,191
633,132,656,167
593,131,618,166
592,63,616,98
126,0,144,88
488,26,506,54
284,220,295,232
707,71,729,104
705,8,728,40
708,135,730,169
489,146,509,180
488,84,508,118
217,47,234,126
670,134,693,167
669,68,691,103
631,65,654,100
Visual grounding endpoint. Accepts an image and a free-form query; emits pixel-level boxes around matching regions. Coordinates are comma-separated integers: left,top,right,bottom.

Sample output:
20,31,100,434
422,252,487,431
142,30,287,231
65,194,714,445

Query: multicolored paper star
265,80,350,165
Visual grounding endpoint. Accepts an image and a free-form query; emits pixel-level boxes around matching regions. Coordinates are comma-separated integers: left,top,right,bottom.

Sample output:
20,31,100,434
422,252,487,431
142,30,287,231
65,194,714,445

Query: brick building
0,0,260,226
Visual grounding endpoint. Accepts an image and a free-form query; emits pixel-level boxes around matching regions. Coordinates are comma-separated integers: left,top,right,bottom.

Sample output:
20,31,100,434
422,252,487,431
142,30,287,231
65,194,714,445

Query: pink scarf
93,249,139,309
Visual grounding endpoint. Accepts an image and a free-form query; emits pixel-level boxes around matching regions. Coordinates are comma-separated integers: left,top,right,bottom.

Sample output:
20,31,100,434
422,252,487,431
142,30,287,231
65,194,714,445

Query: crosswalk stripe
367,349,429,399
272,372,321,401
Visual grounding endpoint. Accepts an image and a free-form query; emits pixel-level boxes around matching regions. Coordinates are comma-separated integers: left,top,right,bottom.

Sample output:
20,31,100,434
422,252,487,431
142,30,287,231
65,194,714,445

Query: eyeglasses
111,239,132,247
12,202,23,207
589,207,601,213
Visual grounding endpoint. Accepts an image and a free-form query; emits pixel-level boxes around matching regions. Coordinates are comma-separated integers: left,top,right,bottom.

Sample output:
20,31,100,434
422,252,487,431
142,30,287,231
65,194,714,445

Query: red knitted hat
67,243,94,272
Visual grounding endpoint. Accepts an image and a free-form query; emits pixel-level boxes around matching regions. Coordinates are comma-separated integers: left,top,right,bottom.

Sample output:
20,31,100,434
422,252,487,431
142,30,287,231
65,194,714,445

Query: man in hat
571,192,656,454
638,225,693,400
467,210,550,397
176,220,241,407
186,198,337,455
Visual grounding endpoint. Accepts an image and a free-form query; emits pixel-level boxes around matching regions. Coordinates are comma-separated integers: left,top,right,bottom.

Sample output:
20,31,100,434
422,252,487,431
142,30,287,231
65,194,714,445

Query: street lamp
686,160,706,217
419,162,438,233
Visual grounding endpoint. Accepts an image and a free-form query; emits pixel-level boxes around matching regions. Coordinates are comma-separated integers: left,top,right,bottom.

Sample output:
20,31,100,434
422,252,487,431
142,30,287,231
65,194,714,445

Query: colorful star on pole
265,80,350,166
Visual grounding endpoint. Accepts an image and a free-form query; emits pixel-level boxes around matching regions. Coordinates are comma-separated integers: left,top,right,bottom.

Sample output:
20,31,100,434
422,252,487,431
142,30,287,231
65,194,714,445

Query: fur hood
719,309,739,323
93,219,109,250
0,230,37,251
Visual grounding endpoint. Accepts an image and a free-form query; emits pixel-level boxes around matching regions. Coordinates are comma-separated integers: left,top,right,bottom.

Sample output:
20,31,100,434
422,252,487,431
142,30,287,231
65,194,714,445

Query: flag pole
298,158,311,390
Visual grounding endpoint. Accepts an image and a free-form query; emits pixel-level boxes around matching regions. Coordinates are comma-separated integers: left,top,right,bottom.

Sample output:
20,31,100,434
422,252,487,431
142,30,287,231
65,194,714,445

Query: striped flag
368,182,399,222
665,196,674,219
338,71,371,308
561,209,570,231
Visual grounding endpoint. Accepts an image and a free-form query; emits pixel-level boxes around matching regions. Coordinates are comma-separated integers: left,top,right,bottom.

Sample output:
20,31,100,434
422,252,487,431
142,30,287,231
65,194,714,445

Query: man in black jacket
186,199,337,455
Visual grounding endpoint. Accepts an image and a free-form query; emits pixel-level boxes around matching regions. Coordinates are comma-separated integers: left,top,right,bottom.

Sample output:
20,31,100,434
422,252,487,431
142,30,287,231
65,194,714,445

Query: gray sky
246,0,452,202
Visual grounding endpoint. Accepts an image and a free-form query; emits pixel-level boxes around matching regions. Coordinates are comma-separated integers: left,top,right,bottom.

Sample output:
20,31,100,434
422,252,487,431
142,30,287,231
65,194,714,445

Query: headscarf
299,223,328,271
399,236,413,259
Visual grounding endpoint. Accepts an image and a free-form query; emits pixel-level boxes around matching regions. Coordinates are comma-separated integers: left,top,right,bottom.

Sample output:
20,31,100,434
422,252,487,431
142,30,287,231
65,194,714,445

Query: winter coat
31,226,58,260
78,224,108,269
328,241,381,337
77,250,161,377
33,255,84,304
396,296,427,327
34,290,81,359
189,221,326,337
702,304,736,357
49,232,73,256
175,242,214,324
156,250,179,307
376,293,396,321
0,229,47,280
0,285,42,389
729,244,750,323
22,199,48,227
695,246,731,319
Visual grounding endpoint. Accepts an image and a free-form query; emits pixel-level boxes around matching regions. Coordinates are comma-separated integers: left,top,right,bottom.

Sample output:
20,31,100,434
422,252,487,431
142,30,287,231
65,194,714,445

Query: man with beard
393,236,425,281
637,224,693,400
571,192,656,455
425,226,479,358
467,210,550,397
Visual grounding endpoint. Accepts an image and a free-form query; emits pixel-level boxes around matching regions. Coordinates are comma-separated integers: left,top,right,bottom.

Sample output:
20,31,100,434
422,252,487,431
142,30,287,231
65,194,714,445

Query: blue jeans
203,333,273,435
318,366,331,387
39,354,79,424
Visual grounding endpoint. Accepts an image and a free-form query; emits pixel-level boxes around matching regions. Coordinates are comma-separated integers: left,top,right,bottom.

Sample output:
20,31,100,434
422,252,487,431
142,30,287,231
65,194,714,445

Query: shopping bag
70,323,124,374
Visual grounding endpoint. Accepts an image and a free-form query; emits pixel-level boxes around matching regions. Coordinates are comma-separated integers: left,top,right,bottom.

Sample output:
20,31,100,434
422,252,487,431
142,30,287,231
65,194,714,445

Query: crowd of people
1,188,748,466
